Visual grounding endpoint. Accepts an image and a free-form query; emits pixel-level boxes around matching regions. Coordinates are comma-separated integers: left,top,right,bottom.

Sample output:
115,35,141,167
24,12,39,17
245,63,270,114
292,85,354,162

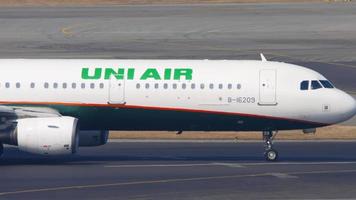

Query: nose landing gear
263,131,278,161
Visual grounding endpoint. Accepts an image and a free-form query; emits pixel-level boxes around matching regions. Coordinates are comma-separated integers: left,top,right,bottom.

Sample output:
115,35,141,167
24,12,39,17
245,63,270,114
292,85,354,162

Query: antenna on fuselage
260,53,267,62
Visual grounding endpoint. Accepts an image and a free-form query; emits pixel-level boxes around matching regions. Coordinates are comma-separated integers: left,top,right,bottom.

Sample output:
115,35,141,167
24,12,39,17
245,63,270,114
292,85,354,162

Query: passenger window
30,82,35,88
200,84,205,89
99,83,104,89
218,84,223,89
16,82,20,88
311,80,322,90
191,83,196,89
320,80,334,88
154,83,159,89
209,84,214,89
237,84,241,89
90,83,95,89
53,83,58,89
44,82,49,89
182,83,186,89
81,83,85,89
5,82,10,88
172,83,177,89
164,83,168,89
300,80,309,90
63,83,67,89
136,83,140,89
72,83,77,89
228,84,232,89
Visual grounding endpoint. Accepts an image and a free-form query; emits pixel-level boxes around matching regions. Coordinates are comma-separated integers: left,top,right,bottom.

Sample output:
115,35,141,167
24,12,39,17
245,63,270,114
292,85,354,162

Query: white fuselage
0,59,355,131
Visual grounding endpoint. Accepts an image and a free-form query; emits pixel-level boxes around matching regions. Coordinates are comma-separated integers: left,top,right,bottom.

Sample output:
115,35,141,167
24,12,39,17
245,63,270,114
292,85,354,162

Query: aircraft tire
265,149,278,161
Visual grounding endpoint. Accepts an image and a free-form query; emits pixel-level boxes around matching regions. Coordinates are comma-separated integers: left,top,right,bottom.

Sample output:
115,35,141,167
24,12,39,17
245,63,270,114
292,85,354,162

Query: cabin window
145,83,150,89
200,84,205,89
154,83,159,89
172,83,177,89
191,83,196,89
320,80,334,88
237,84,242,89
72,83,77,89
53,83,58,89
90,83,95,89
311,80,322,90
63,83,67,89
182,83,186,89
5,82,10,88
300,80,309,90
136,83,140,89
163,83,168,89
227,84,232,89
44,82,49,89
209,84,214,89
218,84,223,89
30,82,35,88
16,82,20,88
81,83,85,89
99,83,104,89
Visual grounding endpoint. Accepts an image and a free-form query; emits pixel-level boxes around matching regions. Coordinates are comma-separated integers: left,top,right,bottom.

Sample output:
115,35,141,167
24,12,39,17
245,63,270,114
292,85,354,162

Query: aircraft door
259,69,277,106
108,78,125,105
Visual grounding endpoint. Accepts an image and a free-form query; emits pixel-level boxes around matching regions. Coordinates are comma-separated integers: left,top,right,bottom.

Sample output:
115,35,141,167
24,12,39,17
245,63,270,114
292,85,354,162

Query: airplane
0,54,355,161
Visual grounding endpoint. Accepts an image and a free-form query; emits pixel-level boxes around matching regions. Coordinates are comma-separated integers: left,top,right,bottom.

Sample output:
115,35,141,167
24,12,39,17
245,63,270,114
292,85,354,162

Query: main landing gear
263,131,278,161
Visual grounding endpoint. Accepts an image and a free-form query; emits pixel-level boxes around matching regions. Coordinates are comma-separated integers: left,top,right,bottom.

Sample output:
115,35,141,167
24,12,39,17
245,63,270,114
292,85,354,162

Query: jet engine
12,117,79,155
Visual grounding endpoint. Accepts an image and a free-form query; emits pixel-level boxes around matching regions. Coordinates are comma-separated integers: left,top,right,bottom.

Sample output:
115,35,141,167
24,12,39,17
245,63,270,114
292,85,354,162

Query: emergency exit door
108,78,125,105
259,69,277,106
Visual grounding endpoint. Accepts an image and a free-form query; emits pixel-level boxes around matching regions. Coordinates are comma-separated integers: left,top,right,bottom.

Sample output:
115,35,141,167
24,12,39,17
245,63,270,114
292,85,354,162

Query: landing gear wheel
262,131,278,161
265,149,278,161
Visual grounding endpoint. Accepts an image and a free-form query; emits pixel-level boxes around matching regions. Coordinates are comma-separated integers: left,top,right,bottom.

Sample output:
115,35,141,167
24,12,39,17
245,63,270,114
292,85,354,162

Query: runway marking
60,23,95,37
269,173,298,179
212,162,244,168
1,169,356,196
104,161,356,168
61,25,75,37
104,163,222,168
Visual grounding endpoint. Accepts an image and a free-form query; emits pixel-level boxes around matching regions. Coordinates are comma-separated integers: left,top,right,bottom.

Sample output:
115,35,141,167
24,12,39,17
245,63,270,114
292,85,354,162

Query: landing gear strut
263,131,278,161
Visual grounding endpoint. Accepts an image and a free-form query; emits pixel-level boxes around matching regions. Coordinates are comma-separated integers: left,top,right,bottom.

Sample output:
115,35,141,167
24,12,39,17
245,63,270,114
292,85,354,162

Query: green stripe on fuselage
8,104,325,131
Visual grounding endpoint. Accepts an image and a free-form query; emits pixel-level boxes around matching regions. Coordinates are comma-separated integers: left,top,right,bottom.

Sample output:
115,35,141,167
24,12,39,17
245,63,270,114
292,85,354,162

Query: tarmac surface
2,141,356,199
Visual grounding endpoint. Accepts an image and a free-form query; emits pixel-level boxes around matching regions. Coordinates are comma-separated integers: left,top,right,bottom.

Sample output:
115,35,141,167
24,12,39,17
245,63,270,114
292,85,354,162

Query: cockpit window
300,80,309,90
311,80,322,90
319,80,334,88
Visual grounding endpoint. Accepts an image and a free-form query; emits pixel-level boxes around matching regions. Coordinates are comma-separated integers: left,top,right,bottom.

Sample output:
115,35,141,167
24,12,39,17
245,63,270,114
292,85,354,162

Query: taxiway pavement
1,141,356,199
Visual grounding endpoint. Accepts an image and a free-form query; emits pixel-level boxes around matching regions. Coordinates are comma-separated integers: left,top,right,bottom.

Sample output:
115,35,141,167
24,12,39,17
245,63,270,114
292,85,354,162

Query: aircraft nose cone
352,97,356,116
344,94,356,119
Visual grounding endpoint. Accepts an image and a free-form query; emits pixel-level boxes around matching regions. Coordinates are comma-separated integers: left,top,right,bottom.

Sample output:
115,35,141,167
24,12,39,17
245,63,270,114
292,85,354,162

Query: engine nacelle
78,130,109,147
15,117,79,155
